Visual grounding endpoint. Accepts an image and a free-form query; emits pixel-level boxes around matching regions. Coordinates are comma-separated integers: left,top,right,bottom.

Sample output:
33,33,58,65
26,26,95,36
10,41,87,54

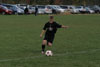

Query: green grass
0,14,100,67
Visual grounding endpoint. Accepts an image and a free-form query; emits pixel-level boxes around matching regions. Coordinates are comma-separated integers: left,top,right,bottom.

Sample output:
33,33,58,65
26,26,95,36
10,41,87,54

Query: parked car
0,5,12,15
75,6,93,14
92,5,100,13
75,6,86,13
85,7,94,14
69,6,79,14
45,5,52,14
61,5,79,14
47,5,65,14
59,5,68,11
37,5,52,14
28,6,35,14
17,4,29,10
2,4,24,14
36,5,45,14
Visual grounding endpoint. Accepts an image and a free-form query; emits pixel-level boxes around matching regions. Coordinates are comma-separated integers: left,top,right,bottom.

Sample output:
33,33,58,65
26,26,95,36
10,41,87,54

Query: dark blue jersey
43,21,62,35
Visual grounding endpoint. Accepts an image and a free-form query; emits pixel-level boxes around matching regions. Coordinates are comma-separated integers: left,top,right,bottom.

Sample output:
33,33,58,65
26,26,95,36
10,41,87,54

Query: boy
40,16,69,54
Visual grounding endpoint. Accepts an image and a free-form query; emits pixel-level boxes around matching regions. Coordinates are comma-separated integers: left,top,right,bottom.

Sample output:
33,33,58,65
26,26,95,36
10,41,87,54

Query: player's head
49,16,54,23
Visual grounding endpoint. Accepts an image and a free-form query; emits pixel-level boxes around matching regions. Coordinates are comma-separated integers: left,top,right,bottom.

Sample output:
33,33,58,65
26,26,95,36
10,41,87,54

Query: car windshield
54,6,61,9
60,6,68,9
85,7,89,10
76,6,82,9
29,7,35,9
14,5,18,8
13,5,22,10
86,7,92,10
1,6,8,10
47,6,52,9
38,6,45,9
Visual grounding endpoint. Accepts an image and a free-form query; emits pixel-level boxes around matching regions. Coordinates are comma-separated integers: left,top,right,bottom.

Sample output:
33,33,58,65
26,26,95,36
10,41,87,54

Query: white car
60,5,68,11
17,4,29,10
37,5,52,14
45,6,52,14
71,8,79,14
28,6,35,14
75,6,86,12
85,7,94,14
13,5,24,14
63,5,79,14
48,5,65,13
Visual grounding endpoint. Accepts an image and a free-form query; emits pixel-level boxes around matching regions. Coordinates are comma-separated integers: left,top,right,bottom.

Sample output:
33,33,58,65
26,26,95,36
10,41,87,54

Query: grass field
0,14,100,67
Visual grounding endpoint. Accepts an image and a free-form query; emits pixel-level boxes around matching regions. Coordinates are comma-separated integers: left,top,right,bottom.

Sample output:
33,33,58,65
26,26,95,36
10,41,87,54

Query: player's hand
40,34,43,38
65,26,69,29
62,25,69,29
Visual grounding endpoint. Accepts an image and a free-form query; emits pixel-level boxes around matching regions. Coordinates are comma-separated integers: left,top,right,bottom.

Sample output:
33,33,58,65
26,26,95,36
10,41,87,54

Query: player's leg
48,42,52,46
41,34,48,54
47,42,52,52
42,40,47,54
35,11,36,16
47,35,55,47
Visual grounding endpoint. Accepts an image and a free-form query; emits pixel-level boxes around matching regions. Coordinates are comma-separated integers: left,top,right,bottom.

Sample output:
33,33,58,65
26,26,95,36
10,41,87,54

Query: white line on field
55,48,100,56
0,48,100,62
0,55,44,62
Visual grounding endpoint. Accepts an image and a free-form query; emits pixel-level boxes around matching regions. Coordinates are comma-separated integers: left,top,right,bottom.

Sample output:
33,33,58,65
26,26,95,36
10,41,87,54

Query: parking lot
0,4,100,15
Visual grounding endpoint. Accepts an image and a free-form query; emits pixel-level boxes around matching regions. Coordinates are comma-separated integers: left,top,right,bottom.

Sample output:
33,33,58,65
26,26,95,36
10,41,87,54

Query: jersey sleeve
43,23,47,30
55,22,62,28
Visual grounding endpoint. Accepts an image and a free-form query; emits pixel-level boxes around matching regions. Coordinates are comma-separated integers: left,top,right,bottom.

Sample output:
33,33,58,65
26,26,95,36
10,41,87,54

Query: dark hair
50,16,54,19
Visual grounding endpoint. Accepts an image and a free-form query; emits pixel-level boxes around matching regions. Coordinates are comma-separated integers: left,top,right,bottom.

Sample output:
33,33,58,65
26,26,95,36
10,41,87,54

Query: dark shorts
43,34,55,43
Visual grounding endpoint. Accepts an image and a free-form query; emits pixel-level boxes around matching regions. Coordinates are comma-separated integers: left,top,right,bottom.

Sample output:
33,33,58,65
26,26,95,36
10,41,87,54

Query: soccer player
40,16,69,54
35,6,38,16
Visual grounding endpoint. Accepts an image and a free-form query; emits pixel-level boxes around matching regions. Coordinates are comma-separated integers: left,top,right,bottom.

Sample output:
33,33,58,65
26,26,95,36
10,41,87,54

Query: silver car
48,5,65,13
28,6,35,14
37,5,52,14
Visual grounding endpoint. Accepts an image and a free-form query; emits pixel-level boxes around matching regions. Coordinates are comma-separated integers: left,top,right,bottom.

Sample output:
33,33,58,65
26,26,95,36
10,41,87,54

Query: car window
6,6,11,9
60,6,68,9
76,6,83,9
29,7,35,9
55,6,61,9
47,6,52,9
38,6,45,9
69,7,73,9
3,5,12,9
1,6,8,10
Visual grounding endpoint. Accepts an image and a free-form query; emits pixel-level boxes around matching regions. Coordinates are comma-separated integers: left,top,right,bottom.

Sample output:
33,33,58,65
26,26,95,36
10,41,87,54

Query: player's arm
56,22,69,29
40,30,46,38
40,23,47,38
61,25,69,29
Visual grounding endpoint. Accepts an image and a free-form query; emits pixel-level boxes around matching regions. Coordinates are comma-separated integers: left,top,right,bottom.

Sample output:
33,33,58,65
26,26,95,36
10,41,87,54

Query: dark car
89,5,100,13
93,5,100,13
0,5,12,15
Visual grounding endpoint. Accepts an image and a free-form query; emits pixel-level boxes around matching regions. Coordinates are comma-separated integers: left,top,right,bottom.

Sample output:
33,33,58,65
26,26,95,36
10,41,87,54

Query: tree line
0,0,100,5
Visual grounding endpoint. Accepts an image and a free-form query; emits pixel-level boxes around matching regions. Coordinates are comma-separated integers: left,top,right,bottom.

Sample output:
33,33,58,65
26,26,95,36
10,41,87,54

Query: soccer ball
45,50,53,56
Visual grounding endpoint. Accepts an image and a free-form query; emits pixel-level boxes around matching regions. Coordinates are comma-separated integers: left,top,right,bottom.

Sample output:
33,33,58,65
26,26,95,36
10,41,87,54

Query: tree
49,0,54,5
0,0,100,5
54,0,62,5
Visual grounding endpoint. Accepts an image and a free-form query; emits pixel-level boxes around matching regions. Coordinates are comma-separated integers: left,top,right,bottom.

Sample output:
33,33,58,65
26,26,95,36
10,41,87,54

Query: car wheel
14,12,18,15
88,11,90,14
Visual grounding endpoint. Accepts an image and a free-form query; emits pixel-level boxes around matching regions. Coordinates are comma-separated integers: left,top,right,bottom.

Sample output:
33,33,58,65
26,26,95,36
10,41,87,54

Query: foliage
0,0,100,5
